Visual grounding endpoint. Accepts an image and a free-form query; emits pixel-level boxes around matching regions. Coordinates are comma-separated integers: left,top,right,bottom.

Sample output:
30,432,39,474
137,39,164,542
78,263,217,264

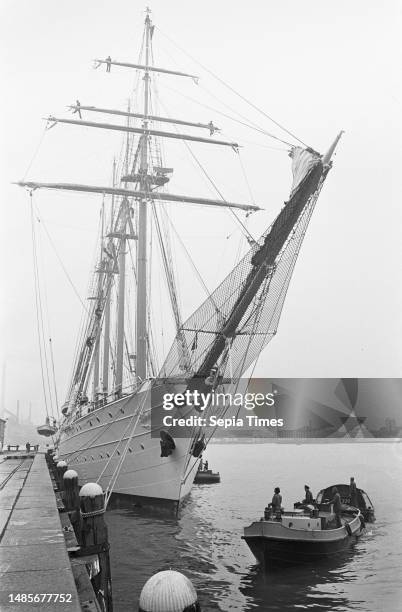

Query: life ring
345,522,353,536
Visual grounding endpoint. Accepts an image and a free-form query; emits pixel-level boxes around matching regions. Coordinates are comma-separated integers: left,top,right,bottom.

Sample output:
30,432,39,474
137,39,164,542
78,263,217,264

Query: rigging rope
161,81,291,150
33,203,89,313
49,338,61,422
197,81,295,148
22,127,48,181
163,213,219,313
237,150,256,208
153,90,257,243
156,26,311,148
30,194,52,421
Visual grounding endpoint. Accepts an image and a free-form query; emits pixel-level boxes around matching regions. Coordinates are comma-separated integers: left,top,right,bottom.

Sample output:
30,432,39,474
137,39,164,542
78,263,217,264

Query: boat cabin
316,484,375,522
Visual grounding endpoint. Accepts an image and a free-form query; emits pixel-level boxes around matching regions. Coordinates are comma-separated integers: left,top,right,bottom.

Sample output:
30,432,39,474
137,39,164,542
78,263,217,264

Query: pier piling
56,460,68,491
63,469,80,534
78,483,113,612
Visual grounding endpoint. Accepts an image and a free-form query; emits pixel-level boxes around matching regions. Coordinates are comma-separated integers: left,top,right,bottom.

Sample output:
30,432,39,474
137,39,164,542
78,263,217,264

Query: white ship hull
58,382,202,508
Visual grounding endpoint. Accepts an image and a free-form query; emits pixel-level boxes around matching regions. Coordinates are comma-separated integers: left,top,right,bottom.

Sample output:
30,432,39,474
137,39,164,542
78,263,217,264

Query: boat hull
243,516,364,566
194,470,220,484
58,381,202,508
243,532,361,565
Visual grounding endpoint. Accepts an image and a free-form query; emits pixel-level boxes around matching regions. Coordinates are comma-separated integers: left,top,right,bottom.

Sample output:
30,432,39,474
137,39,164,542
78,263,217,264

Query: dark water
107,442,402,611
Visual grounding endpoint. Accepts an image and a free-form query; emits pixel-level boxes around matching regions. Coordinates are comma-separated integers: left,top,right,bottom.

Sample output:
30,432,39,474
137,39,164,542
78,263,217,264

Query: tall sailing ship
17,11,342,509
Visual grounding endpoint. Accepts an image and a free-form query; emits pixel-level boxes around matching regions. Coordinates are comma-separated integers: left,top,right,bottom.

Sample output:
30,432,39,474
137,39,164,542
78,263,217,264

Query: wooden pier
0,452,89,611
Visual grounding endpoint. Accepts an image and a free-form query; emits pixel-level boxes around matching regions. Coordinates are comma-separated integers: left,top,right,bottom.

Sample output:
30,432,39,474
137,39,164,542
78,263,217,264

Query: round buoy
139,570,200,612
79,482,103,498
56,460,67,468
63,469,78,480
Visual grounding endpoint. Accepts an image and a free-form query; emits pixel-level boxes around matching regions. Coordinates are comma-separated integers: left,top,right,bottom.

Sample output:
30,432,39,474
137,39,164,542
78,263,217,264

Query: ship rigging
17,9,343,508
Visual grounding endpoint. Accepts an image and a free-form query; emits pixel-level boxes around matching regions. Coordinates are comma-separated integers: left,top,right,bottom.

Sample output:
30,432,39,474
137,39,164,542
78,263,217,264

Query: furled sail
160,147,329,381
289,147,320,196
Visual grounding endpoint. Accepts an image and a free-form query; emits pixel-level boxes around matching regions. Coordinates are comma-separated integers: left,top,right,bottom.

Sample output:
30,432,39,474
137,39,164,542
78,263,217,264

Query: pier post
63,469,80,534
56,460,68,491
79,483,113,612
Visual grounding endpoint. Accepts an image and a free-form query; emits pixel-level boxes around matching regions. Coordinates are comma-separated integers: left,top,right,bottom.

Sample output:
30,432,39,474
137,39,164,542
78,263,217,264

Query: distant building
0,418,6,451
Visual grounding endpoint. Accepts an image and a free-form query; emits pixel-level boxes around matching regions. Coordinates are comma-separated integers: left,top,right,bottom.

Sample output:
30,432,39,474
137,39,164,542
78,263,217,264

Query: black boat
194,462,220,484
243,486,368,566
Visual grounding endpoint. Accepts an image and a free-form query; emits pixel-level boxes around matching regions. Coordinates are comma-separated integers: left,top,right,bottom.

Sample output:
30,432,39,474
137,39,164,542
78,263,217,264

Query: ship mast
16,11,262,407
115,103,132,395
102,159,116,397
136,9,151,381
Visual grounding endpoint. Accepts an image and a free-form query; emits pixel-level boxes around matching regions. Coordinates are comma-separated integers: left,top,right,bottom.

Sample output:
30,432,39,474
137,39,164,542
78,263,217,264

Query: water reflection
240,549,363,611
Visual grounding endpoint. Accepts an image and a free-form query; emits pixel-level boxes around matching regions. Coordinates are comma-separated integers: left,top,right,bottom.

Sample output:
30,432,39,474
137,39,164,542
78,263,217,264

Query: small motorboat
194,461,220,484
316,484,375,522
243,487,368,566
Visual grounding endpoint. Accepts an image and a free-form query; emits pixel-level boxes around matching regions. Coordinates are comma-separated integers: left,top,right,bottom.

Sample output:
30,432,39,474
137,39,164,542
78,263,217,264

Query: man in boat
303,484,314,505
330,486,342,528
106,56,112,72
271,487,282,517
349,477,358,507
204,460,209,471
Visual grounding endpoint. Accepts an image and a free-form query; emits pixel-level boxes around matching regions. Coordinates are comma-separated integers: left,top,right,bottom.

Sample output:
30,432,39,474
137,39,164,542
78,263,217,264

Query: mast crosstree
45,116,237,148
67,104,219,133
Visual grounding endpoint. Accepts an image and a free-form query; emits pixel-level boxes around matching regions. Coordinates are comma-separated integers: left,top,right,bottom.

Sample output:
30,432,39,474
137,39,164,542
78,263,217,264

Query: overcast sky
1,0,401,424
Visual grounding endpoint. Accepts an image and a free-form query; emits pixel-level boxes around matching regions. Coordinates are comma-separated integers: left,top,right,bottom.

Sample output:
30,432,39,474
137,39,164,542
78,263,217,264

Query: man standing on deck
349,477,358,507
330,486,342,528
271,487,282,516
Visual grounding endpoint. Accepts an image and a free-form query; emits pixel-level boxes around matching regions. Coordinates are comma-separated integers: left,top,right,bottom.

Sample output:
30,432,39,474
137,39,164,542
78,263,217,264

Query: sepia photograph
0,1,401,611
